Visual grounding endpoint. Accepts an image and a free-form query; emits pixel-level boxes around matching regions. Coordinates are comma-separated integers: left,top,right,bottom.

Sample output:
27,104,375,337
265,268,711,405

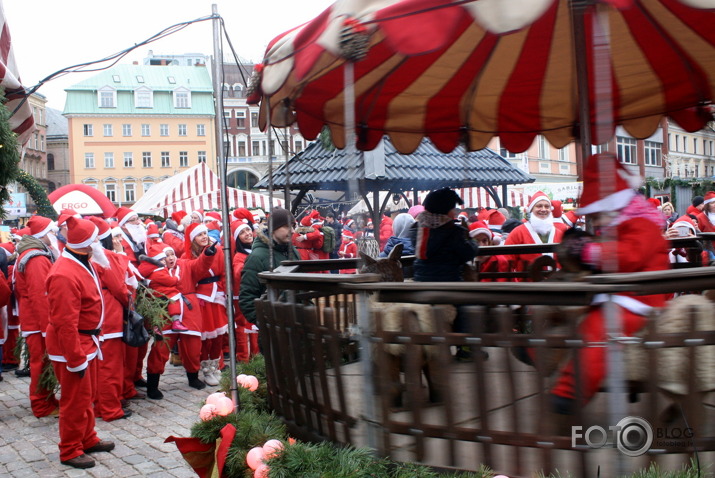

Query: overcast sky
3,0,332,110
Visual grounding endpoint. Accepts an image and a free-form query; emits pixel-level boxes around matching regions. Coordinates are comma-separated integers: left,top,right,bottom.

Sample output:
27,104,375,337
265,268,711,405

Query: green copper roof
63,64,215,115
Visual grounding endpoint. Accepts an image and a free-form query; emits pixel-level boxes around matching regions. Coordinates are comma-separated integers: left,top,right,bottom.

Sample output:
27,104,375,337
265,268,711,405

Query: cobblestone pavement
0,357,211,478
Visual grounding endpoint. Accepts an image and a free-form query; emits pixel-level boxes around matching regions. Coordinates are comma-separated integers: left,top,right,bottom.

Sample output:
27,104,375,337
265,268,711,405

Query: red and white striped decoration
132,162,284,217
419,187,526,210
0,2,35,146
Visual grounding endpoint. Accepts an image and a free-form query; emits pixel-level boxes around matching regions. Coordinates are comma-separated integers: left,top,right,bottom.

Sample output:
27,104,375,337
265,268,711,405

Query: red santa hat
171,210,188,224
457,210,469,220
671,215,697,235
703,191,715,205
342,229,355,240
146,223,160,238
144,218,155,226
205,211,222,224
551,200,563,218
163,245,175,256
344,218,356,230
148,243,167,261
232,207,254,225
88,216,111,240
65,217,98,249
15,227,30,237
57,208,82,227
114,206,139,227
27,215,55,239
485,209,506,227
0,242,15,257
527,191,552,212
231,220,252,240
647,197,661,209
561,210,581,228
578,153,640,215
468,220,492,239
477,209,490,222
310,210,324,225
300,215,313,227
191,209,205,222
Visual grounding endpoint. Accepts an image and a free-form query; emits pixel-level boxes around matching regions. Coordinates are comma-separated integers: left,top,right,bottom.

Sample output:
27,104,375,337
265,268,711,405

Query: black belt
181,295,193,310
197,276,221,285
78,328,102,336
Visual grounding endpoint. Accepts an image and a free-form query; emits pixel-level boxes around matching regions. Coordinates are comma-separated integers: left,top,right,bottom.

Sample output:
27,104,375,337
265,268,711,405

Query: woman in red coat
231,221,258,362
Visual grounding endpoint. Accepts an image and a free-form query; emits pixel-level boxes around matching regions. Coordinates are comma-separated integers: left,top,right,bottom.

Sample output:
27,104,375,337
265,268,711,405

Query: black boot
146,373,164,400
187,372,206,390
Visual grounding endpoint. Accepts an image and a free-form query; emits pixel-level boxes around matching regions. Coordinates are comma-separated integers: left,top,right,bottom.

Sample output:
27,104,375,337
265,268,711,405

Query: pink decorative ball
236,374,248,385
246,446,265,470
254,464,270,478
199,404,218,421
214,396,234,416
262,439,284,458
205,392,225,406
244,375,259,392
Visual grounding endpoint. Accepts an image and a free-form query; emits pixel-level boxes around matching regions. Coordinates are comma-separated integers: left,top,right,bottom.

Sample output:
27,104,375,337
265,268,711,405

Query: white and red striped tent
0,2,35,146
132,162,284,217
419,187,528,210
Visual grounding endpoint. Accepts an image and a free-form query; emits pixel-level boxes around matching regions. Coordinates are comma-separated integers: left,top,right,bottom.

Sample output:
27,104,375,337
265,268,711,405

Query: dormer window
173,87,191,108
134,86,153,108
136,75,145,83
98,86,117,108
168,76,176,84
112,75,120,83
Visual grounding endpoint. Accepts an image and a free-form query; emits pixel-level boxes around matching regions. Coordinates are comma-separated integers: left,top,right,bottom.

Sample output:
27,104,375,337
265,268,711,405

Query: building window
99,89,116,108
558,147,569,162
124,152,133,168
295,140,303,153
616,136,637,164
178,124,187,136
104,152,114,168
538,136,549,159
236,111,245,128
173,90,191,108
198,151,206,163
85,153,95,168
122,124,132,136
105,184,116,202
83,124,94,136
227,170,259,190
223,111,231,119
103,124,113,137
694,138,698,155
539,162,550,172
142,152,152,168
683,136,688,153
141,124,150,136
197,124,206,136
237,141,246,156
143,182,154,193
499,147,519,159
252,140,260,156
250,112,259,128
674,135,680,152
179,151,189,167
559,163,570,173
135,89,153,108
48,153,55,171
645,141,662,166
124,183,135,202
160,124,169,136
161,151,170,168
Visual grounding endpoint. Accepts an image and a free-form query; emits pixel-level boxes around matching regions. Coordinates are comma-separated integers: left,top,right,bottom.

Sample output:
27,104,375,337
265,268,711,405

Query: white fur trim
32,220,55,239
151,252,167,261
672,220,696,234
118,211,138,227
163,245,175,254
98,228,111,240
233,223,251,240
66,226,99,249
527,196,552,212
189,224,208,242
111,227,123,237
469,227,491,239
704,197,715,205
577,189,636,215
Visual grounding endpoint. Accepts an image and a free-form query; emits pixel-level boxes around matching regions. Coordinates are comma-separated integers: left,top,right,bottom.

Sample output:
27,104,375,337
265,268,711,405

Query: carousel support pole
283,127,291,212
211,4,239,412
267,97,275,271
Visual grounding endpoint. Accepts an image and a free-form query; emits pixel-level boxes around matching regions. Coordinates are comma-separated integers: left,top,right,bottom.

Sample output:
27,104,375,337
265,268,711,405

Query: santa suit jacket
696,211,715,233
162,230,185,258
503,221,565,274
293,226,324,260
95,251,130,341
14,246,54,336
46,250,105,373
165,251,213,336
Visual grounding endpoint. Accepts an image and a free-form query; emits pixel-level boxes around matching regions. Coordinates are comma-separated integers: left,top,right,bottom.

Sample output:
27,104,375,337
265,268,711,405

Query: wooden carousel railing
254,238,715,477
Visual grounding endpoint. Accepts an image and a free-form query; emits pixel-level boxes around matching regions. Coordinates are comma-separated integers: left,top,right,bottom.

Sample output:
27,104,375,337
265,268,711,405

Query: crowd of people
0,152,710,467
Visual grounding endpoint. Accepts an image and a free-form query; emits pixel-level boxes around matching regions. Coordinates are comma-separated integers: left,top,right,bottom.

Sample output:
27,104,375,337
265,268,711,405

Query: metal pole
211,4,239,411
266,100,275,271
284,127,291,211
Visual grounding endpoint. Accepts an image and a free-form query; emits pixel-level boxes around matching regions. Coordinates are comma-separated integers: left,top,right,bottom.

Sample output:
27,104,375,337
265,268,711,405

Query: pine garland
134,284,171,341
13,334,27,364
14,170,57,219
0,88,20,219
38,353,59,395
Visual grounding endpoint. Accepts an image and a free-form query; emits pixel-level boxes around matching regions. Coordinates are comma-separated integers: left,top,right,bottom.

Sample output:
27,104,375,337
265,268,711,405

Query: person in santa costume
469,221,509,282
560,209,582,230
549,152,670,416
665,215,707,264
156,240,214,391
484,209,506,245
144,222,162,252
338,228,358,274
46,217,115,469
695,191,715,233
0,243,14,382
113,207,146,268
504,191,566,281
293,210,325,261
231,220,258,362
162,211,187,258
87,217,133,420
13,215,60,417
185,223,228,387
0,242,19,372
190,209,204,224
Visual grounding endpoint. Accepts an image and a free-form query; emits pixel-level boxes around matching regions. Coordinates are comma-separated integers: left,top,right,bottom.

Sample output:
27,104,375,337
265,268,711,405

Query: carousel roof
256,136,534,192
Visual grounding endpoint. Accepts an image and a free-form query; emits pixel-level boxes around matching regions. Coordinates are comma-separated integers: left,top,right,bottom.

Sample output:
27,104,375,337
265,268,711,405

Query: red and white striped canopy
0,3,35,146
132,162,284,217
250,0,715,154
419,187,527,210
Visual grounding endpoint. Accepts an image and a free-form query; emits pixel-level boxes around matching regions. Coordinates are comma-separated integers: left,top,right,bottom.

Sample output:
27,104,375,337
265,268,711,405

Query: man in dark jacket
239,208,300,324
411,188,478,282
